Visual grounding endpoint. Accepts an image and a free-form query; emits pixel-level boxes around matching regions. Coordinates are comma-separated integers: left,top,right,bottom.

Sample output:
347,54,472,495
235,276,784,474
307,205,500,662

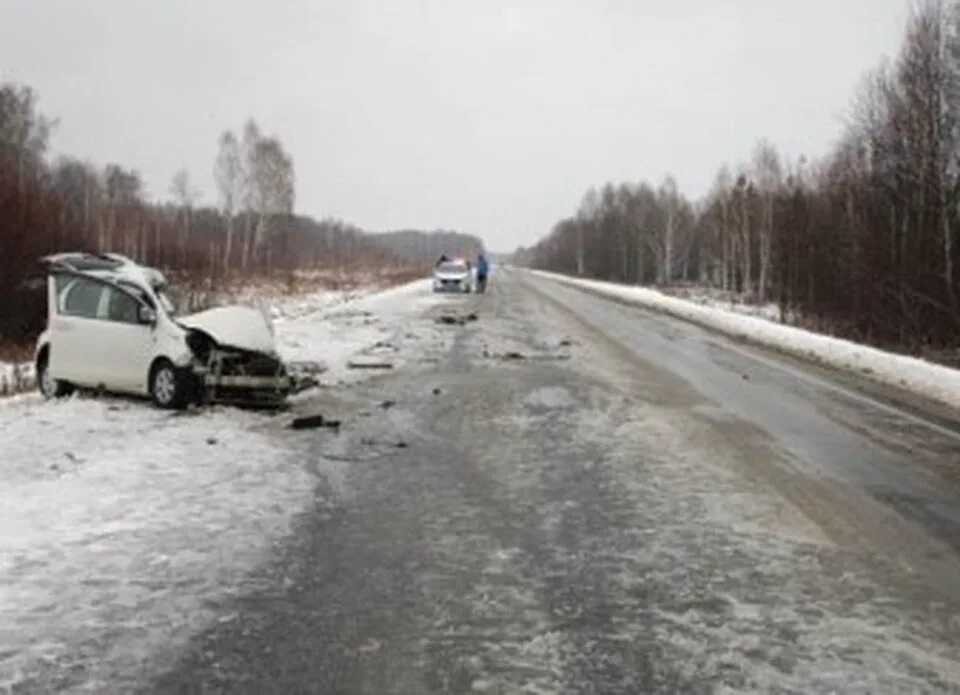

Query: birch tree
214,130,243,273
170,169,200,266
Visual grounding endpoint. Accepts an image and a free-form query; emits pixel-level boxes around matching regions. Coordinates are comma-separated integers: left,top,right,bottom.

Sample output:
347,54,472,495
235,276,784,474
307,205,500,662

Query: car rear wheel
150,360,193,409
37,351,73,399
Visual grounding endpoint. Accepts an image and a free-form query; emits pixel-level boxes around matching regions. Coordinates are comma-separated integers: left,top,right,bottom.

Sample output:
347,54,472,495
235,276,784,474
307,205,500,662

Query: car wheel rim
155,368,176,404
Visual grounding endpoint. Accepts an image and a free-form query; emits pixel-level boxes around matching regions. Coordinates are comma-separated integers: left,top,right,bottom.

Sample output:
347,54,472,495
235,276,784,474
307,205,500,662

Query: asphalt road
145,270,960,694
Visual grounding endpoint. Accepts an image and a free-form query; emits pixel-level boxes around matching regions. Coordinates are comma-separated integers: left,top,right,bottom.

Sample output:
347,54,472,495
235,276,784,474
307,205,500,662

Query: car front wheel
150,360,193,409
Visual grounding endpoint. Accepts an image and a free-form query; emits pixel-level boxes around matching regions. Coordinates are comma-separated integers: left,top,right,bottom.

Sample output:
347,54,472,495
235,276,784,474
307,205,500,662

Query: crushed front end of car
179,307,320,407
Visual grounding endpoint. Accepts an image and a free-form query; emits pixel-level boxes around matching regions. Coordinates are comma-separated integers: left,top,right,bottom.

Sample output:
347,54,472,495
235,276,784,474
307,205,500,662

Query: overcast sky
1,0,910,251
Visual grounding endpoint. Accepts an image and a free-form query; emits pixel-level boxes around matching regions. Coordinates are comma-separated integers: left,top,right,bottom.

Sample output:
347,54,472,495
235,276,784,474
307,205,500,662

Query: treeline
0,82,465,342
520,1,960,351
369,229,485,265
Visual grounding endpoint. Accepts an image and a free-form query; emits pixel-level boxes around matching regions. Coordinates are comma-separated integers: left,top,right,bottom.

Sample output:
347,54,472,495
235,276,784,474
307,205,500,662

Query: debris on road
347,359,395,370
436,312,479,326
492,351,526,361
379,400,396,410
432,387,442,395
289,414,342,430
361,437,409,449
486,348,572,363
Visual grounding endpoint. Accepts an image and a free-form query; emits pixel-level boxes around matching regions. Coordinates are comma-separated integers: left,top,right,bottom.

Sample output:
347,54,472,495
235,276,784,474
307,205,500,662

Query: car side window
118,281,156,310
60,277,105,319
103,286,142,324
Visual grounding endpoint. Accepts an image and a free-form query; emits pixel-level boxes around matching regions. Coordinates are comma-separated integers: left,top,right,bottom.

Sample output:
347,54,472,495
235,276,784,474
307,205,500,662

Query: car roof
43,252,167,288
44,252,125,272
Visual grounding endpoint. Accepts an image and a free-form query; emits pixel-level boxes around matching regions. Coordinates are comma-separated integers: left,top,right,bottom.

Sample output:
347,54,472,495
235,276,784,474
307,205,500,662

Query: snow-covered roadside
531,270,960,412
0,397,318,692
0,361,34,396
0,277,448,692
660,286,784,323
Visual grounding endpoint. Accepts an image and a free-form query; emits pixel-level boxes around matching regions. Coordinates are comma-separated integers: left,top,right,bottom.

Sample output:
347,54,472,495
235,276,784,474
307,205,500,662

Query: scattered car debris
380,399,396,410
327,309,374,320
499,351,526,361
436,312,479,326
206,437,218,445
289,414,342,430
347,359,395,370
559,339,574,347
361,437,409,449
432,387,442,395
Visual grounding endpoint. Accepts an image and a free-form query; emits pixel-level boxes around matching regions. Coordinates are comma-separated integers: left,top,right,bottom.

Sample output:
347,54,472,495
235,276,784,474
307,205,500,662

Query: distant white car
433,260,473,293
35,253,309,408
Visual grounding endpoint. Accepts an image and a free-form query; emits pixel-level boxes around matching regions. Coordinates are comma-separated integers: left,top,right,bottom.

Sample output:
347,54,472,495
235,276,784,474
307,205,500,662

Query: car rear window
438,262,467,273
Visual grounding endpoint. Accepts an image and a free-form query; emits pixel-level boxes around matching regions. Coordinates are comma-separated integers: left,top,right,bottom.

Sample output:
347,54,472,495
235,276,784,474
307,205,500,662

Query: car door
98,284,157,394
49,274,108,386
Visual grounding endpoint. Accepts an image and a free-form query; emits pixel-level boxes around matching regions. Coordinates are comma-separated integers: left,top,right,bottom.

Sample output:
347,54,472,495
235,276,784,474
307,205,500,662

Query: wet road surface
145,270,960,693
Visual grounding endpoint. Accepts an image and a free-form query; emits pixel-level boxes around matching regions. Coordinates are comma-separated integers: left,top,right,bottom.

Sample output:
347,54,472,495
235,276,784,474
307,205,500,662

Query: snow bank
662,286,784,323
531,270,960,412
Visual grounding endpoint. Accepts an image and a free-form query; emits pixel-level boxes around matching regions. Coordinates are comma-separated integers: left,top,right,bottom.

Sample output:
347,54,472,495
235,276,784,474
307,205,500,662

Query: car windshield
437,262,467,274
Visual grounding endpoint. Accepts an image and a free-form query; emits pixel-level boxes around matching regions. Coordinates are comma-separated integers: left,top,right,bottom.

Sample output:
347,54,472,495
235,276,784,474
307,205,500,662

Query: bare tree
214,130,243,273
170,169,200,266
753,140,782,304
0,84,56,196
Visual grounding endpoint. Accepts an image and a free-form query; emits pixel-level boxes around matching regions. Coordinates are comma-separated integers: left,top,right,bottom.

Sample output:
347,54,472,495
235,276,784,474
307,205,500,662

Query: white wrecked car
35,253,314,408
433,259,473,293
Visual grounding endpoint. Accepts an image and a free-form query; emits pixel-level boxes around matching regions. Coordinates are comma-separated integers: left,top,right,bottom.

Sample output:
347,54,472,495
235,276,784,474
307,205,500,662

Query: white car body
34,253,306,407
433,260,474,293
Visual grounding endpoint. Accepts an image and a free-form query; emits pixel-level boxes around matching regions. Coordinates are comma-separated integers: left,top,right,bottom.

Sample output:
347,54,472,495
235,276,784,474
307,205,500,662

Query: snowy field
532,270,960,412
0,278,449,692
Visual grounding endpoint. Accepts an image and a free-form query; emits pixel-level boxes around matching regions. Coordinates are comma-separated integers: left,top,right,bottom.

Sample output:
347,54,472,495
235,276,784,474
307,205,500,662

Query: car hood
178,306,278,355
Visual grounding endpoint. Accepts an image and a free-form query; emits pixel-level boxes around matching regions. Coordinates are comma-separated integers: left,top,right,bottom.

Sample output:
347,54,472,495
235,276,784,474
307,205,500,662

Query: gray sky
1,0,909,251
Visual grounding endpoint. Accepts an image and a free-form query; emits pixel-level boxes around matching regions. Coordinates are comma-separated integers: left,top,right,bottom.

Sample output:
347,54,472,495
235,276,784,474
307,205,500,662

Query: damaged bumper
181,318,324,407
190,349,322,407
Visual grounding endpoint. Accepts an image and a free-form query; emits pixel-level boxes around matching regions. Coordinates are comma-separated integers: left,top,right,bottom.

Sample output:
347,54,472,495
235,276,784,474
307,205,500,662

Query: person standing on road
475,253,490,293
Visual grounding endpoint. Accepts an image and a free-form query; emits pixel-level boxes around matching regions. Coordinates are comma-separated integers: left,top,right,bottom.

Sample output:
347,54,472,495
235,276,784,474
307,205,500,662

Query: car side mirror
138,305,157,325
